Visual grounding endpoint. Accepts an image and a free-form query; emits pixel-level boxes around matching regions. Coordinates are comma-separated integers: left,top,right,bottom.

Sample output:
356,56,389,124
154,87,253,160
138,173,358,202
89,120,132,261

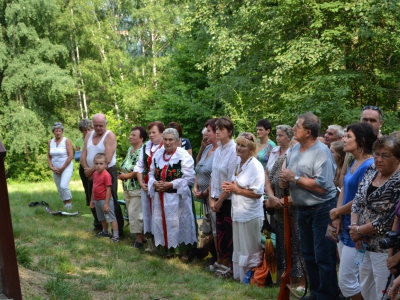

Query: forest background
1,0,400,182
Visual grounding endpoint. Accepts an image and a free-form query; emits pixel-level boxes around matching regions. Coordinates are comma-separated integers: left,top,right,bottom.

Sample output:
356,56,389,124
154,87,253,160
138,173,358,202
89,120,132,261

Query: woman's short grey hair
52,122,64,132
163,128,180,142
373,136,400,159
78,119,93,132
276,125,294,139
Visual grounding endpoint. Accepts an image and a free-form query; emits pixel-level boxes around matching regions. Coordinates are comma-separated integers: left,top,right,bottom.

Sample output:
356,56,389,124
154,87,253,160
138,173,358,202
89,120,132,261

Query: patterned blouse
351,165,400,253
268,155,286,223
255,139,276,170
195,145,215,192
120,146,141,191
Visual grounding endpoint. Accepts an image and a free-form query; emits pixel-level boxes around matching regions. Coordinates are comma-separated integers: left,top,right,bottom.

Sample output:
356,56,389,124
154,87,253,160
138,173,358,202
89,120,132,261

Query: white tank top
50,137,71,168
86,130,116,168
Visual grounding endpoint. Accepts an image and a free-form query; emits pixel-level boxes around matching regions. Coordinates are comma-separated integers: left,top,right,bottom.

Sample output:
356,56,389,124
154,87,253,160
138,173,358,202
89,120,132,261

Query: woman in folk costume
148,128,197,260
135,121,165,251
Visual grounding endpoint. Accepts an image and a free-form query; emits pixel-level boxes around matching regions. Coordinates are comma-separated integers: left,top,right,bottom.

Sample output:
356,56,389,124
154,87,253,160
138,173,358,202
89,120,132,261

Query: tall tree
0,0,76,181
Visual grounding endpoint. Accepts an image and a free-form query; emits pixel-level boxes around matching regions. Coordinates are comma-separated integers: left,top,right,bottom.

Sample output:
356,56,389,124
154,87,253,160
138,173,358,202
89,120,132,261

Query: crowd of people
46,106,400,300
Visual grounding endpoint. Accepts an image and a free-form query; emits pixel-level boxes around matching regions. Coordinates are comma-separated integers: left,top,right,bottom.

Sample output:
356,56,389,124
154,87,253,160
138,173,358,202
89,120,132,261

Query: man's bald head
92,114,107,124
92,114,107,135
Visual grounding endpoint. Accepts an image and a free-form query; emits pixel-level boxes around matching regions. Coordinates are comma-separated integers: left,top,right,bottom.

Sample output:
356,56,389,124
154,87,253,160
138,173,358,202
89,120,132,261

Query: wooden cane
277,188,292,300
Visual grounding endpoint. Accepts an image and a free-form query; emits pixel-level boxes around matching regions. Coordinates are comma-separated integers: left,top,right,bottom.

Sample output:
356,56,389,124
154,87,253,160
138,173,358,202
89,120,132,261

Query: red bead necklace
162,148,177,162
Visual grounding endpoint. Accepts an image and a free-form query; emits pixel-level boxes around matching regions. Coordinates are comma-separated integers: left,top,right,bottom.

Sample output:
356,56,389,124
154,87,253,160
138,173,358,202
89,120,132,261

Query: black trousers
216,199,233,261
79,164,91,206
88,166,125,238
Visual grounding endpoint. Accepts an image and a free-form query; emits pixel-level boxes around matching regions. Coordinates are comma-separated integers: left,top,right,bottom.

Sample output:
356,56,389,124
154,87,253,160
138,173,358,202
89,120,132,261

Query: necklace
235,157,253,176
163,148,177,162
147,142,163,167
150,142,163,156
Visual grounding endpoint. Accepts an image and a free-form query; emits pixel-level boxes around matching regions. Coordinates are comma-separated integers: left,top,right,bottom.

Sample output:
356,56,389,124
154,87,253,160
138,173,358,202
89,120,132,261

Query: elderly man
280,112,339,300
323,124,343,147
80,114,124,238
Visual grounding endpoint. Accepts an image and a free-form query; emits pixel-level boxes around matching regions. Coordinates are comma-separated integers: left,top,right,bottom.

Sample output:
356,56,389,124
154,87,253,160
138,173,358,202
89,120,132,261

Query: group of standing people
46,107,400,300
279,106,400,300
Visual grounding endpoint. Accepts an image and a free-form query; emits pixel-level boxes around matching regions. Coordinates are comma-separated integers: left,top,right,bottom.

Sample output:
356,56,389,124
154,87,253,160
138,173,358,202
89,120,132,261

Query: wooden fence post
0,141,22,300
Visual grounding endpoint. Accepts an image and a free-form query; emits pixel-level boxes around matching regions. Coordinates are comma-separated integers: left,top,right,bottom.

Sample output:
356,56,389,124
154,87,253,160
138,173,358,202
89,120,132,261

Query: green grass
8,180,281,299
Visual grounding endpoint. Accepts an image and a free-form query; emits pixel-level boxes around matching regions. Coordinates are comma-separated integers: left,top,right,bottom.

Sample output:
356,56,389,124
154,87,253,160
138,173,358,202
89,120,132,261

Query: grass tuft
45,275,91,300
15,244,33,268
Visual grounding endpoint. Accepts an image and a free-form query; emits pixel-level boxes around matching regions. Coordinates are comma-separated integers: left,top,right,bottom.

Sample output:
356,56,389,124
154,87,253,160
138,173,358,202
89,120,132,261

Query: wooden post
0,141,22,300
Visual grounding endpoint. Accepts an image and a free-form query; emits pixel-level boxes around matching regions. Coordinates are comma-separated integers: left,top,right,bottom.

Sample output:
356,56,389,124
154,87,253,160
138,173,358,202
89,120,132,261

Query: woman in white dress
148,128,197,260
134,121,165,251
222,132,265,282
47,122,74,209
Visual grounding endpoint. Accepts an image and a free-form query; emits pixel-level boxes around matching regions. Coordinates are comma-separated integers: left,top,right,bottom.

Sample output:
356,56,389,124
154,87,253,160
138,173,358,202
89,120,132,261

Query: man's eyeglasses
373,152,394,160
293,124,306,130
363,105,383,117
241,133,254,142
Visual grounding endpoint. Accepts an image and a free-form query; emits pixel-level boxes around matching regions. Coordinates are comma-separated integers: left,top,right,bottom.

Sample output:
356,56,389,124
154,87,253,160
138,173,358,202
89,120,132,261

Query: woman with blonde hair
222,132,265,282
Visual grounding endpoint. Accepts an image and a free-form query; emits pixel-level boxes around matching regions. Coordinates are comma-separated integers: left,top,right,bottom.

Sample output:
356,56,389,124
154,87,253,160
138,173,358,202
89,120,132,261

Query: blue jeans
297,198,339,300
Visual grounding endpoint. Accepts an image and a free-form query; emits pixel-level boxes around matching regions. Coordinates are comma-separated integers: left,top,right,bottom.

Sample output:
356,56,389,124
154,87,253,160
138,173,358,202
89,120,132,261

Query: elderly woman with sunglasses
221,132,265,282
350,136,400,300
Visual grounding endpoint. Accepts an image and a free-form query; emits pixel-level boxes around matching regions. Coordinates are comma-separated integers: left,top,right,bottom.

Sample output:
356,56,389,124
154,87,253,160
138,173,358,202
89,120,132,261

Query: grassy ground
8,180,282,300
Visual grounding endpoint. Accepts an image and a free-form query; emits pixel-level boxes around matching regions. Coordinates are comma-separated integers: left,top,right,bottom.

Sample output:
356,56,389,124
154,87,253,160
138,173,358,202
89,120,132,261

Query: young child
90,153,120,242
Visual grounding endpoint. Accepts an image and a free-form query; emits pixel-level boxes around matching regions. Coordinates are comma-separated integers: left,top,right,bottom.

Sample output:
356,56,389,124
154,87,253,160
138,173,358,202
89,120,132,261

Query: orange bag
250,236,277,287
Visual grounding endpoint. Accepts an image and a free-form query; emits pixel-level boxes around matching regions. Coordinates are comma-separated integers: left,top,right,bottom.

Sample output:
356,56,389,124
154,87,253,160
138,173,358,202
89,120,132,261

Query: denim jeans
297,198,339,300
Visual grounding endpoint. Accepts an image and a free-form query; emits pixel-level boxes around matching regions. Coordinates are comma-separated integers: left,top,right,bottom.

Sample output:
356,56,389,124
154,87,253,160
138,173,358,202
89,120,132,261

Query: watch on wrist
294,175,300,185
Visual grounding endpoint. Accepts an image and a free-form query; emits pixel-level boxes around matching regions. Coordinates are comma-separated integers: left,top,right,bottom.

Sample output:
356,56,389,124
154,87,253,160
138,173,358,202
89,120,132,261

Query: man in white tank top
81,114,124,238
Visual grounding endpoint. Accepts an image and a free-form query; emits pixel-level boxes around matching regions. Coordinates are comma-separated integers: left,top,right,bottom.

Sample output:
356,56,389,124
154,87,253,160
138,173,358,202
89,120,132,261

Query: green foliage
159,0,400,146
1,0,400,181
45,275,91,300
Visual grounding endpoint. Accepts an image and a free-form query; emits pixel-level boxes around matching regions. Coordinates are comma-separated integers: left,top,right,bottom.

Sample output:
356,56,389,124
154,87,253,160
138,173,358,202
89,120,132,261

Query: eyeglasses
293,124,306,130
241,133,254,142
363,105,383,117
373,152,394,160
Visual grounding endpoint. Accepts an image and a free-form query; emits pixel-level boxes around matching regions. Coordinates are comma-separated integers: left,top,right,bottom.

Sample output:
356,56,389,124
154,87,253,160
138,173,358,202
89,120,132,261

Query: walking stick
277,188,292,300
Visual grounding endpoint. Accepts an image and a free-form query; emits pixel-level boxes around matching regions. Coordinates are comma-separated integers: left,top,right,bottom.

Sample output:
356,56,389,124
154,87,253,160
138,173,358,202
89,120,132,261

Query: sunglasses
241,133,255,142
363,105,382,117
